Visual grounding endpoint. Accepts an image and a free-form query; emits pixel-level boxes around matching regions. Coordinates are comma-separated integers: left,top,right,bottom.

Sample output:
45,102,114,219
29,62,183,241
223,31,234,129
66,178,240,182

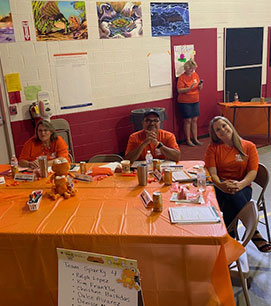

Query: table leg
233,108,236,126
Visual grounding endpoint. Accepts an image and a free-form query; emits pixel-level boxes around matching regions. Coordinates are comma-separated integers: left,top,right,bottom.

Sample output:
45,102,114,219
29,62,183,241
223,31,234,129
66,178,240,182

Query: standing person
19,120,70,169
205,116,271,253
125,110,181,163
177,59,203,146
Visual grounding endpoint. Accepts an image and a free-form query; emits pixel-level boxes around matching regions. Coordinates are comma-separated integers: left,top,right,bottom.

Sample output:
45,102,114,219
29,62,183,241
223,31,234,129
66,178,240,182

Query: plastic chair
227,201,259,306
253,163,270,243
51,119,75,162
88,154,123,163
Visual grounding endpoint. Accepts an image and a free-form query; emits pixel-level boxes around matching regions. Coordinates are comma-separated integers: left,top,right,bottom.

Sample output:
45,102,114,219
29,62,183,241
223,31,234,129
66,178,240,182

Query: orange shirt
204,139,258,181
177,71,200,103
19,136,69,162
125,129,180,160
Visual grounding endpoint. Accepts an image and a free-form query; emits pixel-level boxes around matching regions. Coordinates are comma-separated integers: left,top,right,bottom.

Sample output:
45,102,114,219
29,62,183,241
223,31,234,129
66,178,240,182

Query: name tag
0,176,5,184
14,173,35,181
153,169,162,182
139,190,153,208
73,173,93,182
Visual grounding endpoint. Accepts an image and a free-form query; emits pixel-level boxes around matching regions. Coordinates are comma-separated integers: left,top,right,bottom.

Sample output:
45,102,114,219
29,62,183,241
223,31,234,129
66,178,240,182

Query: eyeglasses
144,119,160,124
38,129,50,133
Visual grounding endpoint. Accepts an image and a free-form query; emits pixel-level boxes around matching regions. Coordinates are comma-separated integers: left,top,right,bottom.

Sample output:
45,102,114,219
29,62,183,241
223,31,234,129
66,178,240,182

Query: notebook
169,206,220,224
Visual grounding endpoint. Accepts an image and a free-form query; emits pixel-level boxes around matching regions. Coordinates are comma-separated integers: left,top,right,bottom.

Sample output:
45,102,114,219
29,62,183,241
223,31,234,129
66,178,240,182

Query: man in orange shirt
125,110,181,163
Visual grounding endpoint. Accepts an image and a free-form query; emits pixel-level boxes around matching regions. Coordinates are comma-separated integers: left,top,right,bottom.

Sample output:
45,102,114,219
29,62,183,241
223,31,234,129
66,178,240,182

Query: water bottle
145,150,153,173
234,92,239,102
10,154,18,177
197,165,206,192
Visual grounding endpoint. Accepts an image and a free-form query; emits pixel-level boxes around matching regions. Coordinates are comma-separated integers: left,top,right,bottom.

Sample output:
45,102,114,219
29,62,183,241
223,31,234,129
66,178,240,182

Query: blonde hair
184,59,197,71
209,116,247,159
35,120,58,143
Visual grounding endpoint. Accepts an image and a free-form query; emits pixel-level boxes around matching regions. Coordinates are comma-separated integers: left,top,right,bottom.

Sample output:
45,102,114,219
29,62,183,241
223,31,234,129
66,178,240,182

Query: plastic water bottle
10,154,18,177
197,165,206,192
145,150,153,173
234,92,239,102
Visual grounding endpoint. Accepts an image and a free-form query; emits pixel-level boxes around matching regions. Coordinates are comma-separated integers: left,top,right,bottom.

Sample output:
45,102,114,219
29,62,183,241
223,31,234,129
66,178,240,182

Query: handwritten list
57,248,142,306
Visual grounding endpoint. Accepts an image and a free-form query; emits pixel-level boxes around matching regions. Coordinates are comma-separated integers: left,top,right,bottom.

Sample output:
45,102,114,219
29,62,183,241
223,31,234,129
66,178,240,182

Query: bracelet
157,142,163,149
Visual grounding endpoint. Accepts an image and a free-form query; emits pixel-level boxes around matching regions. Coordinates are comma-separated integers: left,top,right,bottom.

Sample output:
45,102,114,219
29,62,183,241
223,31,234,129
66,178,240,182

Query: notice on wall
55,53,93,110
174,45,194,77
4,73,22,92
148,52,171,87
57,248,144,306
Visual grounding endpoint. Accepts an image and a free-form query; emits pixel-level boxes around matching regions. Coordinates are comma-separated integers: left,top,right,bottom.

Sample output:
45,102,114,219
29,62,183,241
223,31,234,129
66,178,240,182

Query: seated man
125,110,181,162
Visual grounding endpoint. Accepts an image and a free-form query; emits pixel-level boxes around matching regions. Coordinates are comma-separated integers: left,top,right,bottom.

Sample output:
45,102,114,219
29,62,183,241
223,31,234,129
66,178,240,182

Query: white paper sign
57,248,143,306
148,52,171,87
55,53,93,110
174,45,194,77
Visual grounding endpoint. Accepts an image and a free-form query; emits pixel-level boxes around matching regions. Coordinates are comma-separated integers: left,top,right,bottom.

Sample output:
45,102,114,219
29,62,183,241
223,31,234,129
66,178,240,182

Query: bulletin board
224,27,263,102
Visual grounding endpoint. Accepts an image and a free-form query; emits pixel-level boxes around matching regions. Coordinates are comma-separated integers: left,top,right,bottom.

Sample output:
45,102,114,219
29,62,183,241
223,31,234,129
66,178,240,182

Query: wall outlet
9,105,17,115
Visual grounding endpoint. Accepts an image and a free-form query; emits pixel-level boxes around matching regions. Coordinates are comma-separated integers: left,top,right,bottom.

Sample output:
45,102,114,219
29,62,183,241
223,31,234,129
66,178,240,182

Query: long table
0,162,244,306
218,101,271,143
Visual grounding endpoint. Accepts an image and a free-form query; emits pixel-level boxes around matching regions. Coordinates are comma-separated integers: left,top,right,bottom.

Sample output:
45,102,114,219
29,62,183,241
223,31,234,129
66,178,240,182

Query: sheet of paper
55,53,93,110
5,73,22,92
169,206,220,224
132,160,176,168
57,248,143,306
99,162,121,172
148,52,171,87
24,85,41,101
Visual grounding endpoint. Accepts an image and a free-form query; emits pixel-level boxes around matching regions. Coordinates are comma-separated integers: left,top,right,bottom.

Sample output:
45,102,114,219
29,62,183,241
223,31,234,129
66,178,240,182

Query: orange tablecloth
218,102,271,141
0,162,244,306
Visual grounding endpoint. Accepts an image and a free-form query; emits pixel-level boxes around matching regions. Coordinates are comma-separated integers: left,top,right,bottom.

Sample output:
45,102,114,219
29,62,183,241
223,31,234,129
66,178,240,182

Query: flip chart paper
148,53,171,87
55,53,93,110
174,45,194,77
57,248,143,306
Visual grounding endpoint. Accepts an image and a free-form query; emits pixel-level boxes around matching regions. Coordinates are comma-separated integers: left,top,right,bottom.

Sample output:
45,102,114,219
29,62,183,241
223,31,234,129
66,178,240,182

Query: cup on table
121,160,130,173
137,164,147,186
260,97,265,103
38,156,48,178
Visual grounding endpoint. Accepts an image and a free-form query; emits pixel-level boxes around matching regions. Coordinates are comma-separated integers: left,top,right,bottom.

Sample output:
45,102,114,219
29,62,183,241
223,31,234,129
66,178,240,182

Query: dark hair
35,120,58,143
209,116,247,159
143,110,160,119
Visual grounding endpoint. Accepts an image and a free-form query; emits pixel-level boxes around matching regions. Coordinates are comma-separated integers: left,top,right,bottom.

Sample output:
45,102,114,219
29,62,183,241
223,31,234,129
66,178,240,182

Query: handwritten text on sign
57,248,142,306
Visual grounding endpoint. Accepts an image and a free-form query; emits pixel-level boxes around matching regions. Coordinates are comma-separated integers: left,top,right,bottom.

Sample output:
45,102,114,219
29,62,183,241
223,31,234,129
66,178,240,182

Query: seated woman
19,120,70,169
205,116,271,253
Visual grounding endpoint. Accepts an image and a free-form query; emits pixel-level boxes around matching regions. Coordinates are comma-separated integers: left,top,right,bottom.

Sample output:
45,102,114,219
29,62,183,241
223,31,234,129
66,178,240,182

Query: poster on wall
32,1,87,41
150,2,189,37
57,248,144,306
0,0,15,43
174,44,194,77
97,1,143,39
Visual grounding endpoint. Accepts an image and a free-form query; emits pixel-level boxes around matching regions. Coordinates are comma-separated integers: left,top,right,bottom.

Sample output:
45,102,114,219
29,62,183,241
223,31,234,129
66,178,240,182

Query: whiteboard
57,248,144,306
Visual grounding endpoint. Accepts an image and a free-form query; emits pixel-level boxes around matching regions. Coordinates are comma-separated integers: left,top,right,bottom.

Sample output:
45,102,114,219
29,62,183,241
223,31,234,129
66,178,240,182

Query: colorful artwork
97,1,142,39
174,44,194,77
150,2,189,37
0,0,15,43
32,1,87,41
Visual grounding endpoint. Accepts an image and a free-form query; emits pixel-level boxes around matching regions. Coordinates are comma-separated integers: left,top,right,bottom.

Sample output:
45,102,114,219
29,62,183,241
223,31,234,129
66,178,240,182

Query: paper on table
169,206,220,224
99,162,121,172
172,170,197,182
170,192,205,204
131,160,176,168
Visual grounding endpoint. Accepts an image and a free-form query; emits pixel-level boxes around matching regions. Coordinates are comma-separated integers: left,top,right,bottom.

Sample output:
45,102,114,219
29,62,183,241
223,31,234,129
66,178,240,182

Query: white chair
227,201,259,306
250,97,271,102
51,118,75,162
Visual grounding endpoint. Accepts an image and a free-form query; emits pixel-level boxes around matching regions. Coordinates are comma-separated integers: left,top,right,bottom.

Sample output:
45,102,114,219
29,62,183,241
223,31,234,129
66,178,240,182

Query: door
0,59,14,164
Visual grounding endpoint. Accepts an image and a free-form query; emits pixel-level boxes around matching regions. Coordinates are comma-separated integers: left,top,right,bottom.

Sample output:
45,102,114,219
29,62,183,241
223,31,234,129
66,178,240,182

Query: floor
181,140,271,305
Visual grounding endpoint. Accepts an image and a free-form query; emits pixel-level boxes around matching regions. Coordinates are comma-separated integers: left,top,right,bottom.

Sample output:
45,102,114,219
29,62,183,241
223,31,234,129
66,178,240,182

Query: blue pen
166,165,183,168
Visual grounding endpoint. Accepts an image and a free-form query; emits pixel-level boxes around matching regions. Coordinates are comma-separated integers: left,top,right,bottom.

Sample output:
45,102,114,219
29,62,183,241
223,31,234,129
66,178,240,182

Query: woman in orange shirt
19,120,69,169
177,59,203,146
205,116,271,253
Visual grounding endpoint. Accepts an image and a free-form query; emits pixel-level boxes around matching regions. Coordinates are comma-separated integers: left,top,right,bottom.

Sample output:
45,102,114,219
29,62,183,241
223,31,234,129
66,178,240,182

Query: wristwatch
157,142,163,149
